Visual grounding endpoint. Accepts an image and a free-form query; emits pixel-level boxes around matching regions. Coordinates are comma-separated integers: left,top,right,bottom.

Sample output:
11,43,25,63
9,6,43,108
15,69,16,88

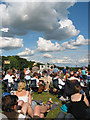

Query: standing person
32,63,39,74
82,67,87,84
63,67,67,75
51,65,59,74
50,66,54,75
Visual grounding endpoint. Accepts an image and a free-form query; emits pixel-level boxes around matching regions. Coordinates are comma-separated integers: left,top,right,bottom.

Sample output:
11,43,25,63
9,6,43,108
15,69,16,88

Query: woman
14,80,53,118
2,95,26,120
14,81,34,117
68,85,90,119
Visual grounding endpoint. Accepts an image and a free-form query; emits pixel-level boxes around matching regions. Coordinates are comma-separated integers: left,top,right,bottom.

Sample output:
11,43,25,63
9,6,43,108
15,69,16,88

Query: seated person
2,95,53,119
31,72,39,87
14,81,52,118
68,85,90,119
31,72,44,92
52,73,65,90
59,71,80,101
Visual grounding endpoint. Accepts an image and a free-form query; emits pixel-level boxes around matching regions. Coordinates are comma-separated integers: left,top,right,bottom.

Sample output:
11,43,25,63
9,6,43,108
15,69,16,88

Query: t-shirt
82,70,86,75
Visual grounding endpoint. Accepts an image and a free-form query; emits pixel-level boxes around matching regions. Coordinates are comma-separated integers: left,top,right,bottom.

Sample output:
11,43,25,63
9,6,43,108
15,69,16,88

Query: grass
31,92,62,119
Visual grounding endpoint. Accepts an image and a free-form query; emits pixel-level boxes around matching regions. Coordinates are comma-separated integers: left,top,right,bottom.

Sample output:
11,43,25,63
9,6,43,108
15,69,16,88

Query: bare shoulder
71,93,82,102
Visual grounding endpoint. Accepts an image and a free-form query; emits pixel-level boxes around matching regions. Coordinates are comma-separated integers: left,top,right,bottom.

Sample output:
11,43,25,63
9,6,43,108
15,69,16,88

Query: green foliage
2,56,37,71
2,55,88,71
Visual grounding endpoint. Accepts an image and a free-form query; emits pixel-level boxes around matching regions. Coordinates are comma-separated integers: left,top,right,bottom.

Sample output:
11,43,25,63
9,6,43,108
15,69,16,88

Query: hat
83,67,85,70
33,63,37,66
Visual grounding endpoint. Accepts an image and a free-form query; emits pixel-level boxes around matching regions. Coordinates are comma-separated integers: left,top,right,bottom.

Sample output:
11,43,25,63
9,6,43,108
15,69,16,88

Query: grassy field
31,92,62,119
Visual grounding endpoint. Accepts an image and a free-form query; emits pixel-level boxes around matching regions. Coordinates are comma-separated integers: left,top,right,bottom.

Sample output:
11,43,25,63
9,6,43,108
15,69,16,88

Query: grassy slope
32,92,62,118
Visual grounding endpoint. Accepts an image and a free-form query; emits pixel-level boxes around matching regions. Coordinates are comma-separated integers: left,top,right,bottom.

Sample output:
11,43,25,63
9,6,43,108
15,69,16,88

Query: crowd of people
1,63,90,119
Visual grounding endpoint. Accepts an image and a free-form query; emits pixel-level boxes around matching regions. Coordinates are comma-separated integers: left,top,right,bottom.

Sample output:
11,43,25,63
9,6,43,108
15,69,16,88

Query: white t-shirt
31,77,39,87
3,74,14,83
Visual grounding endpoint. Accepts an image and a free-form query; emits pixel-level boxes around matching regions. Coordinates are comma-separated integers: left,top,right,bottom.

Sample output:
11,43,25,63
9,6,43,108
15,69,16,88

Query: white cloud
73,35,88,46
37,37,63,52
17,48,34,56
61,41,77,49
50,59,72,64
1,2,79,41
42,53,52,58
0,28,9,32
45,19,80,41
0,37,23,50
79,58,88,63
37,35,88,52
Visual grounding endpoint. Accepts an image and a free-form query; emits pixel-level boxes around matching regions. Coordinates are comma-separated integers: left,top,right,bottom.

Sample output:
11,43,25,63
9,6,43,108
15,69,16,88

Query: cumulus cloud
37,37,63,52
50,59,72,64
17,48,34,56
61,40,77,49
1,1,79,41
72,35,88,46
0,37,23,50
42,53,52,58
78,58,88,63
45,19,80,41
50,57,88,65
37,35,88,52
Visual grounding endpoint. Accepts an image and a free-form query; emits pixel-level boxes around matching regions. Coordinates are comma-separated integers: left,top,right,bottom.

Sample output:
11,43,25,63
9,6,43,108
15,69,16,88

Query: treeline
1,56,44,71
1,56,89,72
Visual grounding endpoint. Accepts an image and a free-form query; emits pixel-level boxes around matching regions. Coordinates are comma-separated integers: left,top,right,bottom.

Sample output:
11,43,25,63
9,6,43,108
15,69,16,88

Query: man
3,69,14,86
63,67,66,75
32,63,39,74
51,65,59,74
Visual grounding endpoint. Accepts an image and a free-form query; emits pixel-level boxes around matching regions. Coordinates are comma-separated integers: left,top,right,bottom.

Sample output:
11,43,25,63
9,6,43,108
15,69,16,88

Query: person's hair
70,71,74,77
20,70,25,80
17,81,26,92
51,66,53,69
2,95,18,112
73,85,81,94
33,72,38,77
6,69,12,75
53,73,58,77
54,65,56,68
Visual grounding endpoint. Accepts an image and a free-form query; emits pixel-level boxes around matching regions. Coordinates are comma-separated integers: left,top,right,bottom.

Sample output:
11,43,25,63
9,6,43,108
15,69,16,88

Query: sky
0,0,89,67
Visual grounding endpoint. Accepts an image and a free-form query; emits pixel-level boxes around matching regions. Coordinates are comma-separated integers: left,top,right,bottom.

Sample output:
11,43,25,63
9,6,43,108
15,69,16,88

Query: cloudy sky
0,0,89,67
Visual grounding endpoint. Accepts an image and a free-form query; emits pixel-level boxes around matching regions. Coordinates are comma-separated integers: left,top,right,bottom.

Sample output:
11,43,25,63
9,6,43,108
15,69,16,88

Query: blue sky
0,1,88,67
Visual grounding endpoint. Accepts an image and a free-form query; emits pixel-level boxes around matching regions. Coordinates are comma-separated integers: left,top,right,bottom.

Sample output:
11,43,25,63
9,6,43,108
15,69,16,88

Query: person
68,71,80,82
14,81,34,106
14,80,52,118
68,85,90,119
30,72,44,93
2,95,26,120
51,65,59,74
59,71,80,101
2,95,53,119
52,73,65,90
32,63,39,74
63,67,66,75
3,69,14,86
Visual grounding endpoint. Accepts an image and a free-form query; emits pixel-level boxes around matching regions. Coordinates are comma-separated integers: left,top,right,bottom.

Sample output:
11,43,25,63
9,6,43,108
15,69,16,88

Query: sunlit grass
32,92,62,118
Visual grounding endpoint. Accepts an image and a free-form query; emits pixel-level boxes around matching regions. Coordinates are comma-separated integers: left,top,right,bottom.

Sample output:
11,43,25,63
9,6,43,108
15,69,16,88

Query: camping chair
30,79,38,92
52,78,65,90
52,78,59,89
